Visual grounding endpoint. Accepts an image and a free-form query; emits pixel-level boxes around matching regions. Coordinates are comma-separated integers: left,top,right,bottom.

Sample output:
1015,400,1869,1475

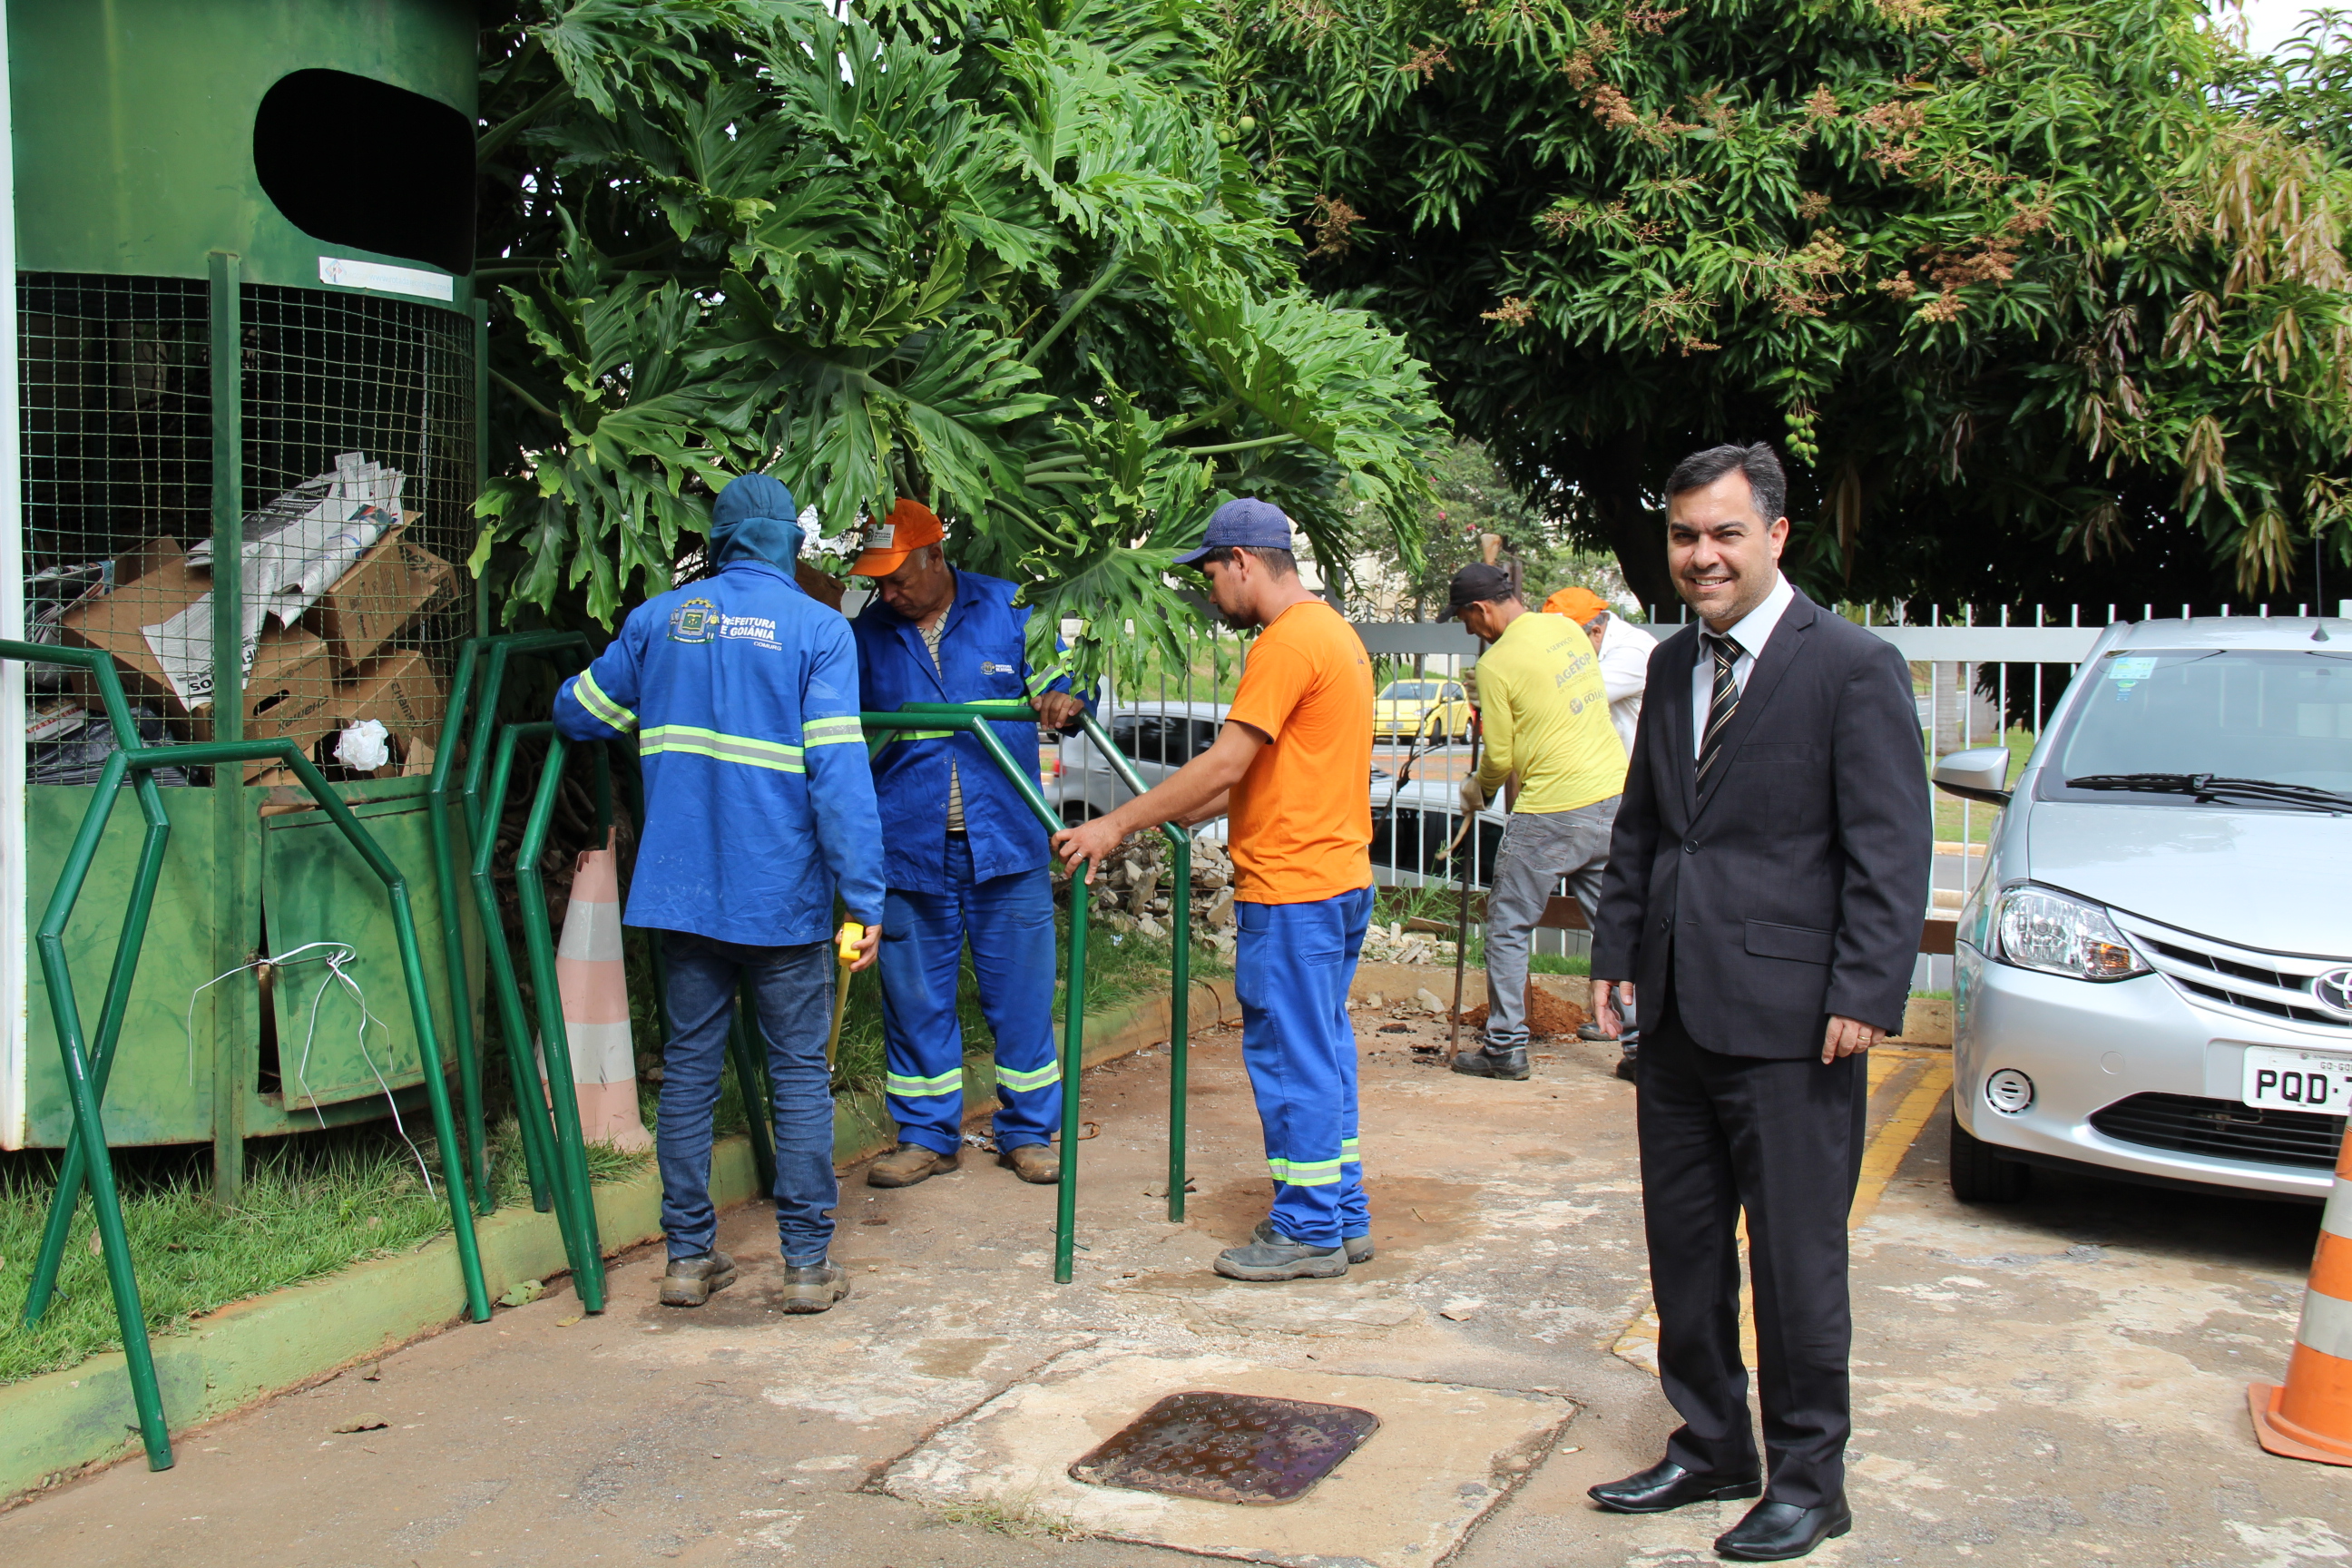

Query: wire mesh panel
18,273,473,784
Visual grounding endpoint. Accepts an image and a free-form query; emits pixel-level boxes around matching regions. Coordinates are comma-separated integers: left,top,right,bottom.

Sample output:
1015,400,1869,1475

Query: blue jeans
1235,886,1374,1248
879,838,1062,1155
657,931,837,1266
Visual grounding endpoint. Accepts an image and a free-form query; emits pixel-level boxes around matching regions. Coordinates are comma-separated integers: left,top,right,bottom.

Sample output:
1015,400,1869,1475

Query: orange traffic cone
551,833,653,1152
2249,1130,2352,1464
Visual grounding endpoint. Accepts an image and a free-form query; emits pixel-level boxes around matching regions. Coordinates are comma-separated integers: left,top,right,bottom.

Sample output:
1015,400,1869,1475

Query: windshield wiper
2065,773,2352,813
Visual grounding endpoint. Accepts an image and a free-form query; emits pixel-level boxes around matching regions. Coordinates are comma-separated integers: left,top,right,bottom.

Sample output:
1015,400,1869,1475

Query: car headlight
1992,885,2150,982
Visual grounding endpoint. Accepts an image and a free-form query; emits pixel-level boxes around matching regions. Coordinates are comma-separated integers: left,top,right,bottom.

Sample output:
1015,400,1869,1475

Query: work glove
1458,773,1485,817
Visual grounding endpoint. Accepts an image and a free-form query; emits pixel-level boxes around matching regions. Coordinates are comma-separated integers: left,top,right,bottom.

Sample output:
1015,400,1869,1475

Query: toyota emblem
2314,966,2352,1019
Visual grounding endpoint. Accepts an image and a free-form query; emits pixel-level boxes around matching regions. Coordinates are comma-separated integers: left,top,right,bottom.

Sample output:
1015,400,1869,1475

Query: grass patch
926,1493,1091,1542
0,1116,651,1387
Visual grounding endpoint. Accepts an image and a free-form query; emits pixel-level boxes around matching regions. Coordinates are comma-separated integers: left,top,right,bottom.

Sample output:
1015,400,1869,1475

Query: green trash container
3,1,484,1202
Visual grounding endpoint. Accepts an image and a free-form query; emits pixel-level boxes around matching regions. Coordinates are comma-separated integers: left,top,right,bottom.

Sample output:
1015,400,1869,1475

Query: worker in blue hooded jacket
848,499,1085,1190
554,472,884,1316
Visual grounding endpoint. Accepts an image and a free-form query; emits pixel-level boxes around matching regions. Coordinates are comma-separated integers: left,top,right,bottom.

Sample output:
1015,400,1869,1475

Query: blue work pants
656,931,838,1266
1235,886,1374,1248
879,836,1062,1155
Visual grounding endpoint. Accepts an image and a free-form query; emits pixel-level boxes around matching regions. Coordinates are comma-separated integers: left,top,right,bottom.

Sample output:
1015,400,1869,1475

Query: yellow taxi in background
1374,678,1472,742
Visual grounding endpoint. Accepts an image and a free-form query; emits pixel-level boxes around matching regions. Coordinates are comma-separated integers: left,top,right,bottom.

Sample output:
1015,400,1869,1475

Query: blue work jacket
554,561,886,945
852,570,1074,894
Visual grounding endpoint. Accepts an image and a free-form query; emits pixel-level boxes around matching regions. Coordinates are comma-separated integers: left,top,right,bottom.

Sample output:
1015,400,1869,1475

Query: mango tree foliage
472,0,1446,672
1227,0,2352,610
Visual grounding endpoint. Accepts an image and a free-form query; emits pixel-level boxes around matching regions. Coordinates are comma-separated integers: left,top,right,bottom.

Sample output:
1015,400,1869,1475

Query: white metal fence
1064,597,2352,988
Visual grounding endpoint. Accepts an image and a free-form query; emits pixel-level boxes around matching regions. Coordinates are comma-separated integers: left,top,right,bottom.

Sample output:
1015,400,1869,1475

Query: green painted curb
0,978,1237,1504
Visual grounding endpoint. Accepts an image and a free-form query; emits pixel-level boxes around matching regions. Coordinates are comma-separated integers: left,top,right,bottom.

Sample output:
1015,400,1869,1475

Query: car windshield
1380,681,1439,701
2051,648,2352,799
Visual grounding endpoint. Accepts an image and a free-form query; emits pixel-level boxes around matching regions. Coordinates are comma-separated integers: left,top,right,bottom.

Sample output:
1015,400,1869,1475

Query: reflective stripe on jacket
554,560,885,945
852,570,1074,894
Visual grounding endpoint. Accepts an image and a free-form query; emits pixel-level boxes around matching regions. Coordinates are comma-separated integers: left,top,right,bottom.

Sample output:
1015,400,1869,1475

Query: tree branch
477,81,571,163
1179,432,1302,456
491,368,561,423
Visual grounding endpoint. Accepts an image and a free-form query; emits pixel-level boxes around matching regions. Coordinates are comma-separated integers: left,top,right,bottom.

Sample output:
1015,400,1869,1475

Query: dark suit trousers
1638,992,1867,1509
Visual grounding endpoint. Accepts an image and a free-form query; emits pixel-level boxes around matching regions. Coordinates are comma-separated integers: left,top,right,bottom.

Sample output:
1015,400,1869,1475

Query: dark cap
1438,563,1516,620
1172,497,1292,567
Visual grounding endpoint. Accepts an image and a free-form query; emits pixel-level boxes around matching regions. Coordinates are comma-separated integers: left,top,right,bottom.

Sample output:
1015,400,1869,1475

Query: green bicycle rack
888,702,1196,1222
7,639,490,1473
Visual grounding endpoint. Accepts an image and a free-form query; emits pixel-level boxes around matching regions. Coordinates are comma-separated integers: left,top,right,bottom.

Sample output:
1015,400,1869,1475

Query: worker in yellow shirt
1441,564,1628,1080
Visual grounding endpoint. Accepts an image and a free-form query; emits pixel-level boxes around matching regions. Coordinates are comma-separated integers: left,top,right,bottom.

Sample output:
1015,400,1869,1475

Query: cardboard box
308,523,458,672
57,548,211,708
331,649,447,741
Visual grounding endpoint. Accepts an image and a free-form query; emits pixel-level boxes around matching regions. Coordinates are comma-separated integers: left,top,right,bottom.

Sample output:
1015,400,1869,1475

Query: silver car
1937,615,2352,1205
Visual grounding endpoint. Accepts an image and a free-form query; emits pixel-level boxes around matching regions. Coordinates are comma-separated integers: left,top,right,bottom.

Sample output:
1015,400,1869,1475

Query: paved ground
3,966,2346,1566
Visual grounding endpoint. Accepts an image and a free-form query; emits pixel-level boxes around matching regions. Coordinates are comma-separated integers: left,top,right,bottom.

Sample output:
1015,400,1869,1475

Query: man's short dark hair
1196,544,1298,578
1666,443,1788,524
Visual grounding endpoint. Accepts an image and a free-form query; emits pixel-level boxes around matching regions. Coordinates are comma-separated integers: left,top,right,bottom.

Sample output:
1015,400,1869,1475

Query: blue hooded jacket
554,474,885,943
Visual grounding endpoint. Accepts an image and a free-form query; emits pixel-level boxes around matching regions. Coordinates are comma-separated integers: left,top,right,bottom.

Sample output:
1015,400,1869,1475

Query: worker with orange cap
1543,585,1655,1080
848,500,1087,1191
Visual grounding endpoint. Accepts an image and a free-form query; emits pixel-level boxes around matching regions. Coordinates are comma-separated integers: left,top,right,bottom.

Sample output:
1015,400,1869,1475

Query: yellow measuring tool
826,922,865,1069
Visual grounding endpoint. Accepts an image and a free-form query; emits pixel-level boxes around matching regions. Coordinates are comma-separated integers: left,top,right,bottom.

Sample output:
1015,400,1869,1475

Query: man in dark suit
1585,443,1931,1562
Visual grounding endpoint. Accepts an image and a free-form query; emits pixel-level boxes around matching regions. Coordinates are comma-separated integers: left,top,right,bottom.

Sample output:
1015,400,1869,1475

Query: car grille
2107,912,2352,1033
2088,1092,2345,1171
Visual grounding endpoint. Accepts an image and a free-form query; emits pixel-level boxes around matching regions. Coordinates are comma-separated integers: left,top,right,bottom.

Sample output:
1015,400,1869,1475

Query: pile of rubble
1053,837,1458,966
1054,836,1240,956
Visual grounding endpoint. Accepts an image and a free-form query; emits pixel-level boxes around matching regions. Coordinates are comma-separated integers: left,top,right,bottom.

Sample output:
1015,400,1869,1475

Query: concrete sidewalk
1,974,2341,1566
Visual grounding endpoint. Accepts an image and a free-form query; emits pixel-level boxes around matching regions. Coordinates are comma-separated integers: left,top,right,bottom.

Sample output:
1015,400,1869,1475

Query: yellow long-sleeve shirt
1473,611,1626,814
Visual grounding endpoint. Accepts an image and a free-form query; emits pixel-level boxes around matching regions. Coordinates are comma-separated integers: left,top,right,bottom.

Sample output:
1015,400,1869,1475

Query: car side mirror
1933,746,2012,807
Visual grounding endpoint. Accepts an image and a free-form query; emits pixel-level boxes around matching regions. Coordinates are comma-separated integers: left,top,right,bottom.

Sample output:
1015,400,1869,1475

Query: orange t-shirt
1224,599,1375,904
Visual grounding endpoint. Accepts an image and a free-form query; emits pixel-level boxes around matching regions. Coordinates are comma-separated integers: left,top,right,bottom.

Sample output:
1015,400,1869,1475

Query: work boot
659,1250,737,1308
998,1143,1059,1183
780,1260,851,1315
1214,1239,1348,1281
1451,1044,1530,1081
1254,1218,1373,1265
867,1142,959,1188
1577,1021,1612,1042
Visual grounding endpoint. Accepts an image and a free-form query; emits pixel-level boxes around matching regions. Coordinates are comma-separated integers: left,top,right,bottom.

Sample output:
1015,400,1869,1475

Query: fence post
206,250,250,1210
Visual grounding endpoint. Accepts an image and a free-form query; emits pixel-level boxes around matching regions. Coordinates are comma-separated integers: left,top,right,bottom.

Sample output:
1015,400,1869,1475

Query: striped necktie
1697,632,1740,783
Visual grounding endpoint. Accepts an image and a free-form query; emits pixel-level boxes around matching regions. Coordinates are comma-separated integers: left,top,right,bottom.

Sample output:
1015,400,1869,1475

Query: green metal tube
472,724,565,1221
862,710,1085,1278
23,773,172,1325
426,639,492,1210
1056,874,1089,1284
266,749,491,1323
24,750,172,1468
1071,710,1193,1222
728,995,778,1193
514,734,610,1311
207,250,249,1215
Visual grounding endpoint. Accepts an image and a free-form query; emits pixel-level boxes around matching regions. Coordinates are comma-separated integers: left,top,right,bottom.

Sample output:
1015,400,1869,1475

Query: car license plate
2241,1045,2352,1114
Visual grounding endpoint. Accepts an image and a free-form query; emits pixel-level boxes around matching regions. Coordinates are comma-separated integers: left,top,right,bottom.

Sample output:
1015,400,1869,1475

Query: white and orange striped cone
2249,1131,2352,1465
550,832,653,1152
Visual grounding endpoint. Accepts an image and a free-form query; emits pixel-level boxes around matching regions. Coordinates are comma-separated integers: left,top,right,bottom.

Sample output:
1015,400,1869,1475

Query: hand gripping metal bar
888,701,1193,1220
863,706,1092,1282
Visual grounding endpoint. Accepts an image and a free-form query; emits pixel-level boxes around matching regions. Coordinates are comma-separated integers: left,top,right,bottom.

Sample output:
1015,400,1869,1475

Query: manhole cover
1068,1389,1379,1505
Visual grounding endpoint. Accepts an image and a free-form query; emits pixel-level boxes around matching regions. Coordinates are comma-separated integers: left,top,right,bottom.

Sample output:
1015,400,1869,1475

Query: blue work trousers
879,836,1062,1155
1235,886,1374,1248
656,931,838,1266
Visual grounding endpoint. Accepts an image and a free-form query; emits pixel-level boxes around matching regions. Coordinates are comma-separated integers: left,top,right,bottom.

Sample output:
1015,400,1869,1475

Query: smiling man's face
1667,470,1789,632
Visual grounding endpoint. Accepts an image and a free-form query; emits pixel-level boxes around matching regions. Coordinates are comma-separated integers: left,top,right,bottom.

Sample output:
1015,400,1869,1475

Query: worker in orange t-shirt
1053,499,1377,1282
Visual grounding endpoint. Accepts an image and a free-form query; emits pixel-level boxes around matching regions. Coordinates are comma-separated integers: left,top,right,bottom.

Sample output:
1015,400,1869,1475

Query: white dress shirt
1593,612,1657,758
1690,572,1795,754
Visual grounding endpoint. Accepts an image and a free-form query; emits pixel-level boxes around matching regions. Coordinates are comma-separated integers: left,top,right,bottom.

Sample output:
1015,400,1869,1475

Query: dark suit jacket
1590,589,1932,1059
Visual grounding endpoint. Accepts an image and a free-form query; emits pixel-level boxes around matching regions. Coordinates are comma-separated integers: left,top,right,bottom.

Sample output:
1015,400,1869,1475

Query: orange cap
850,498,946,577
1544,586,1611,623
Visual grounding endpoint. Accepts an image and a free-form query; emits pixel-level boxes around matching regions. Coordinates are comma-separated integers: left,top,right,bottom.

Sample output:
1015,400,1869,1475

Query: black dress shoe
1587,1458,1762,1514
1713,1496,1852,1561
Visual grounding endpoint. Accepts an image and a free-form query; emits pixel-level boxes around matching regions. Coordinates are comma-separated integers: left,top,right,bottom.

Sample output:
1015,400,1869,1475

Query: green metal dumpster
3,1,483,1202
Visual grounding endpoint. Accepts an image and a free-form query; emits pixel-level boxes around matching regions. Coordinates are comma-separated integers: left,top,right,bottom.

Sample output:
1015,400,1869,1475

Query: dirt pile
1455,982,1590,1039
